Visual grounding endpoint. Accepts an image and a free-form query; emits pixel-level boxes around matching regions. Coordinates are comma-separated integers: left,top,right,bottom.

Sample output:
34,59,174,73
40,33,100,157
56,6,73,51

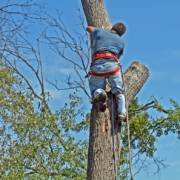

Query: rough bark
81,0,111,29
81,1,149,179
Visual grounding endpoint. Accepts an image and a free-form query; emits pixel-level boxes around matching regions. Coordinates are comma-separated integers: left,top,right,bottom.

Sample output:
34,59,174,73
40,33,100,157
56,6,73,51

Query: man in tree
87,22,127,120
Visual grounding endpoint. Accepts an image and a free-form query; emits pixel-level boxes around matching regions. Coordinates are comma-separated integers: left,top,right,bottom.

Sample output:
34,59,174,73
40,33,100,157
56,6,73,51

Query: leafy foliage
1,65,180,179
0,61,88,179
119,98,180,178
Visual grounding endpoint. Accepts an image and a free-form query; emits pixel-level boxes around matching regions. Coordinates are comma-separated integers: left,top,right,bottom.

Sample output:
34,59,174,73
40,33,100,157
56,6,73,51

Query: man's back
92,28,124,56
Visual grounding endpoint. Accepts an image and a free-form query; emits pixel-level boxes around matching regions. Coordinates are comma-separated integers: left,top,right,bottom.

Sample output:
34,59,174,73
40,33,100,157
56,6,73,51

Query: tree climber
86,22,127,121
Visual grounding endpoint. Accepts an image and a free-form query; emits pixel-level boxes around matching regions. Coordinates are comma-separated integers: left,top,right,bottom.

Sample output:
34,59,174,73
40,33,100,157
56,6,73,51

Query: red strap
89,66,120,77
93,52,119,62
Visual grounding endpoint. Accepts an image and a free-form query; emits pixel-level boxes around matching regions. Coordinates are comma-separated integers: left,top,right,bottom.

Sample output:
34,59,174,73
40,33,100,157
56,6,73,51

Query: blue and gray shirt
90,28,125,73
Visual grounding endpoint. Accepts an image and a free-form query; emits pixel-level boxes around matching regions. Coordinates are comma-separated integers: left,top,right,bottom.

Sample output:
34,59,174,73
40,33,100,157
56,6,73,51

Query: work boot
93,89,107,112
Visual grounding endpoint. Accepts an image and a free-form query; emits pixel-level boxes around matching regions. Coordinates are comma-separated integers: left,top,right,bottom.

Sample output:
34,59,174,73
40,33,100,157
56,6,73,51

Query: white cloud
168,160,180,167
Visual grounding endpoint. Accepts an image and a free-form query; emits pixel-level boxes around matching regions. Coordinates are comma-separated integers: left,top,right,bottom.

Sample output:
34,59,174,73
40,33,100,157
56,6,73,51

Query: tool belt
92,51,119,63
88,66,120,77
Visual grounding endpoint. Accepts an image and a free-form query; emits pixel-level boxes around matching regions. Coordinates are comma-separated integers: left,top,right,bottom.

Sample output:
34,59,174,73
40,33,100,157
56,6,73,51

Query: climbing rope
120,66,134,180
111,94,118,180
111,64,134,180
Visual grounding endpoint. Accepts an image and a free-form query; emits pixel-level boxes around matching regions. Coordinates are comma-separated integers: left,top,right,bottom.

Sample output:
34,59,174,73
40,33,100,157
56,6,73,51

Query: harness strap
93,51,119,63
89,66,120,77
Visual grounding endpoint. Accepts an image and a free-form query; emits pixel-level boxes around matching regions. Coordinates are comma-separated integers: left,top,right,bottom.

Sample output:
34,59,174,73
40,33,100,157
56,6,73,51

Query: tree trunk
81,1,149,179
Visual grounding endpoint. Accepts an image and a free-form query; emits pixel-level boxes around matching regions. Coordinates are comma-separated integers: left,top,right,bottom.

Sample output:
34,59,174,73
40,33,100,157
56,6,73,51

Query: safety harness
89,51,120,77
93,51,119,62
89,66,120,77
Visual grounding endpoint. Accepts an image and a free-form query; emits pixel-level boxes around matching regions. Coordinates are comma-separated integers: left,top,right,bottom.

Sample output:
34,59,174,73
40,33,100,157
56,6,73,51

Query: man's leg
89,75,107,111
108,72,127,120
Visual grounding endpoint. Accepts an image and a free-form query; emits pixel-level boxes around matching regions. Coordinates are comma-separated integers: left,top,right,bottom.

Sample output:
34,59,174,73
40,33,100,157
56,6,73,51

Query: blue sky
30,0,180,179
110,2,180,179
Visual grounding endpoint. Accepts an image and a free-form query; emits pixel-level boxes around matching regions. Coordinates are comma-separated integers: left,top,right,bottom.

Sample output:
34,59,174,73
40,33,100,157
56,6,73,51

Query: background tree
0,1,89,179
0,59,88,179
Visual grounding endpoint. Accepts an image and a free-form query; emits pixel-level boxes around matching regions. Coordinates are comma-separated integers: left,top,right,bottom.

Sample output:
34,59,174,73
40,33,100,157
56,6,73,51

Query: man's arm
86,26,95,33
118,41,125,57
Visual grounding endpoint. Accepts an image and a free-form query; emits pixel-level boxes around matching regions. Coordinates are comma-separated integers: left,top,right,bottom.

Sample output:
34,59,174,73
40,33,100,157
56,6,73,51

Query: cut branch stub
123,61,149,105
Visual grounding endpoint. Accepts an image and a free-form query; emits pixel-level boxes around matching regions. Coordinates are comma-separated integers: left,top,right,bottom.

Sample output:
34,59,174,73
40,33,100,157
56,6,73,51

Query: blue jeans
89,59,126,114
